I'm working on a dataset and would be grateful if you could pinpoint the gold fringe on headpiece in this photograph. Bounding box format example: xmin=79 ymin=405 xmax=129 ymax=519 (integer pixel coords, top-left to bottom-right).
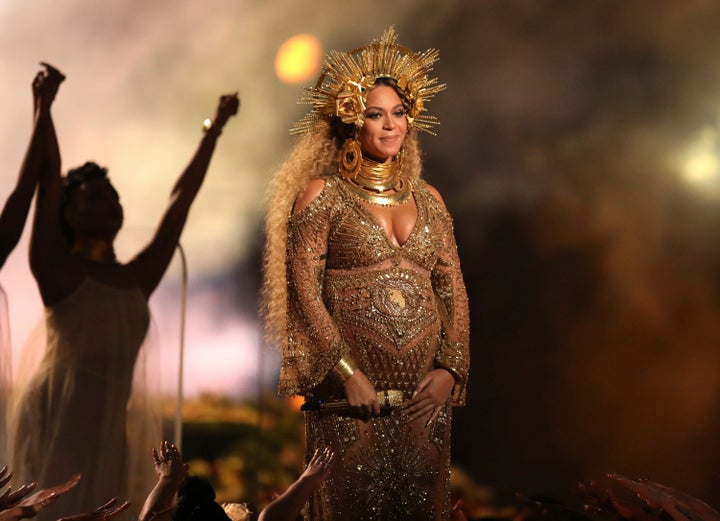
xmin=292 ymin=26 xmax=446 ymax=136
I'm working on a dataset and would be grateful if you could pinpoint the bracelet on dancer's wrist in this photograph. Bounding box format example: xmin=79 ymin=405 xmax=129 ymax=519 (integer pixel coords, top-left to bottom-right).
xmin=202 ymin=118 xmax=222 ymax=138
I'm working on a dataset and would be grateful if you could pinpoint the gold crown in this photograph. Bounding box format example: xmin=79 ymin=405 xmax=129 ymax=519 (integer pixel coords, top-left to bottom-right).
xmin=292 ymin=27 xmax=446 ymax=136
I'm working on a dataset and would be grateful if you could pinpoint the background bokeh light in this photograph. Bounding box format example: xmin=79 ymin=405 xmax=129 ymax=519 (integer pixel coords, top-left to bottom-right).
xmin=274 ymin=34 xmax=322 ymax=84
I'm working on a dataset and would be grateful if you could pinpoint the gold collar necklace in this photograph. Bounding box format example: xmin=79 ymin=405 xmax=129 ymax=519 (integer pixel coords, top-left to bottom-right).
xmin=341 ymin=156 xmax=411 ymax=207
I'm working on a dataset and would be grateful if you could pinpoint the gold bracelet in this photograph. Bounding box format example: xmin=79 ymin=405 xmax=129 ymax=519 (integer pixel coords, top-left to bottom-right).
xmin=202 ymin=118 xmax=222 ymax=138
xmin=331 ymin=356 xmax=358 ymax=383
xmin=435 ymin=363 xmax=460 ymax=383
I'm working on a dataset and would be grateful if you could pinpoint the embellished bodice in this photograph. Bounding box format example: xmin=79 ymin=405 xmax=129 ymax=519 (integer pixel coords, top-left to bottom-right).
xmin=322 ymin=180 xmax=442 ymax=271
xmin=280 ymin=176 xmax=469 ymax=403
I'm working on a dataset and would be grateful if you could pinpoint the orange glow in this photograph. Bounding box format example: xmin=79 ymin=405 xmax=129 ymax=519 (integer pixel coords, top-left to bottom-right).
xmin=274 ymin=34 xmax=322 ymax=84
xmin=288 ymin=395 xmax=305 ymax=411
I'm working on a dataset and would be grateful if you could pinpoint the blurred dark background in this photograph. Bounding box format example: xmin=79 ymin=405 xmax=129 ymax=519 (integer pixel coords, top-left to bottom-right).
xmin=419 ymin=0 xmax=720 ymax=505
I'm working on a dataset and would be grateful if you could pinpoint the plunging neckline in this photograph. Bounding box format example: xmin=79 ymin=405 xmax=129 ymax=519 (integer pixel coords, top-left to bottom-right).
xmin=353 ymin=191 xmax=420 ymax=250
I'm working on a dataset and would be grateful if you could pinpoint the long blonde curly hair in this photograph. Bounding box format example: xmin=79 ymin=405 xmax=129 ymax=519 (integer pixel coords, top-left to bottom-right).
xmin=261 ymin=94 xmax=425 ymax=351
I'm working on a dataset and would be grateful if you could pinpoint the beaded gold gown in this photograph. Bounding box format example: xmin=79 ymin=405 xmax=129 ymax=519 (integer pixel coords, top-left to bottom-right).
xmin=280 ymin=177 xmax=470 ymax=521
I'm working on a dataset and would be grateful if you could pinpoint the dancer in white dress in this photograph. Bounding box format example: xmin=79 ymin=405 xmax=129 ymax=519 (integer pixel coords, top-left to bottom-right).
xmin=9 ymin=63 xmax=239 ymax=521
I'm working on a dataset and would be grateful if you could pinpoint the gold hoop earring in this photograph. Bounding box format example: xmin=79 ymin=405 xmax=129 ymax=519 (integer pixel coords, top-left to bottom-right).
xmin=339 ymin=138 xmax=362 ymax=178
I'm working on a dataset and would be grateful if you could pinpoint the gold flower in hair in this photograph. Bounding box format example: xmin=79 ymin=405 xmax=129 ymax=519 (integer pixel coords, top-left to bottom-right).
xmin=335 ymin=81 xmax=366 ymax=126
xmin=292 ymin=26 xmax=446 ymax=136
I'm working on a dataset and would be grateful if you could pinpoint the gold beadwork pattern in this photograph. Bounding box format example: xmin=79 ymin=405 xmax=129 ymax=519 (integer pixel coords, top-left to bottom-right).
xmin=281 ymin=176 xmax=469 ymax=520
xmin=307 ymin=405 xmax=452 ymax=520
xmin=280 ymin=177 xmax=469 ymax=400
xmin=292 ymin=26 xmax=446 ymax=136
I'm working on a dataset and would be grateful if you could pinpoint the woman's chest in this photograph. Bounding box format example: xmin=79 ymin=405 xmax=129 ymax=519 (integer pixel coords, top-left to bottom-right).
xmin=325 ymin=194 xmax=442 ymax=270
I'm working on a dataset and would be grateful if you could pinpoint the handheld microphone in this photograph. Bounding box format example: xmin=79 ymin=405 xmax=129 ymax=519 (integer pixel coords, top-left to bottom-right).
xmin=300 ymin=389 xmax=404 ymax=412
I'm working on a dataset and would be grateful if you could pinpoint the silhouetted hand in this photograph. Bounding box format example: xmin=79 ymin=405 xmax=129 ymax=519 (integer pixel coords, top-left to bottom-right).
xmin=33 ymin=62 xmax=65 ymax=115
xmin=0 ymin=482 xmax=37 ymax=511
xmin=0 ymin=467 xmax=11 ymax=490
xmin=608 ymin=474 xmax=720 ymax=521
xmin=15 ymin=474 xmax=81 ymax=519
xmin=0 ymin=468 xmax=37 ymax=511
xmin=0 ymin=474 xmax=81 ymax=521
xmin=57 ymin=498 xmax=131 ymax=521
xmin=208 ymin=93 xmax=240 ymax=133
xmin=581 ymin=477 xmax=675 ymax=521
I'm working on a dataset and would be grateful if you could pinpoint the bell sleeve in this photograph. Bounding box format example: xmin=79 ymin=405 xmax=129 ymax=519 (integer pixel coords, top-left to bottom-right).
xmin=278 ymin=183 xmax=351 ymax=397
xmin=430 ymin=202 xmax=470 ymax=406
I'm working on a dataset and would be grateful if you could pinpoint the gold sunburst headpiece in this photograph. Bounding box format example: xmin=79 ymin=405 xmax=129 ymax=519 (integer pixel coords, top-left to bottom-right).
xmin=292 ymin=26 xmax=446 ymax=136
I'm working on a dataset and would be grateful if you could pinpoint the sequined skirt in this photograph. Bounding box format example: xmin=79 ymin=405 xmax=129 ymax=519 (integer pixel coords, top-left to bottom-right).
xmin=308 ymin=267 xmax=451 ymax=520
xmin=305 ymin=403 xmax=452 ymax=521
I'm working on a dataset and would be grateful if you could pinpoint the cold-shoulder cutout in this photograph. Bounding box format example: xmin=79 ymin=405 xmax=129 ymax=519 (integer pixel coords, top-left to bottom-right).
xmin=423 ymin=182 xmax=446 ymax=207
xmin=293 ymin=178 xmax=327 ymax=215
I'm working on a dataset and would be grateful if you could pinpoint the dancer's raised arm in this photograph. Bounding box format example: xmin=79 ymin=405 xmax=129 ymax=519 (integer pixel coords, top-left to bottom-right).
xmin=28 ymin=63 xmax=84 ymax=306
xmin=129 ymin=92 xmax=239 ymax=297
xmin=0 ymin=64 xmax=64 ymax=270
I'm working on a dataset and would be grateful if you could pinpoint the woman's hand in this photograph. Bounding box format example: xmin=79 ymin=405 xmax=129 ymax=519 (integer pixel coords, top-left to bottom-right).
xmin=403 ymin=368 xmax=455 ymax=423
xmin=0 ymin=466 xmax=32 ymax=510
xmin=343 ymin=370 xmax=380 ymax=417
xmin=300 ymin=447 xmax=335 ymax=487
xmin=0 ymin=466 xmax=11 ymax=490
xmin=9 ymin=474 xmax=81 ymax=519
xmin=138 ymin=442 xmax=187 ymax=521
xmin=607 ymin=474 xmax=720 ymax=521
xmin=0 ymin=482 xmax=37 ymax=511
xmin=33 ymin=62 xmax=65 ymax=115
xmin=209 ymin=93 xmax=240 ymax=132
xmin=57 ymin=498 xmax=131 ymax=521
xmin=151 ymin=441 xmax=188 ymax=485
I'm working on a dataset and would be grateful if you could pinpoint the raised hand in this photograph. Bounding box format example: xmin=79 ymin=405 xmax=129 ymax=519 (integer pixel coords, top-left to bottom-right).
xmin=608 ymin=474 xmax=720 ymax=521
xmin=0 ymin=467 xmax=11 ymax=490
xmin=14 ymin=474 xmax=81 ymax=518
xmin=57 ymin=497 xmax=131 ymax=521
xmin=138 ymin=442 xmax=189 ymax=521
xmin=151 ymin=441 xmax=188 ymax=484
xmin=0 ymin=474 xmax=81 ymax=521
xmin=206 ymin=93 xmax=240 ymax=135
xmin=33 ymin=62 xmax=65 ymax=115
xmin=0 ymin=482 xmax=38 ymax=511
xmin=257 ymin=447 xmax=335 ymax=521
xmin=301 ymin=447 xmax=334 ymax=485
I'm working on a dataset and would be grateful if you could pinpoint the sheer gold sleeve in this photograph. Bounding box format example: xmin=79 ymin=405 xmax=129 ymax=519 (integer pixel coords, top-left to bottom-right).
xmin=278 ymin=183 xmax=350 ymax=396
xmin=430 ymin=200 xmax=470 ymax=406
